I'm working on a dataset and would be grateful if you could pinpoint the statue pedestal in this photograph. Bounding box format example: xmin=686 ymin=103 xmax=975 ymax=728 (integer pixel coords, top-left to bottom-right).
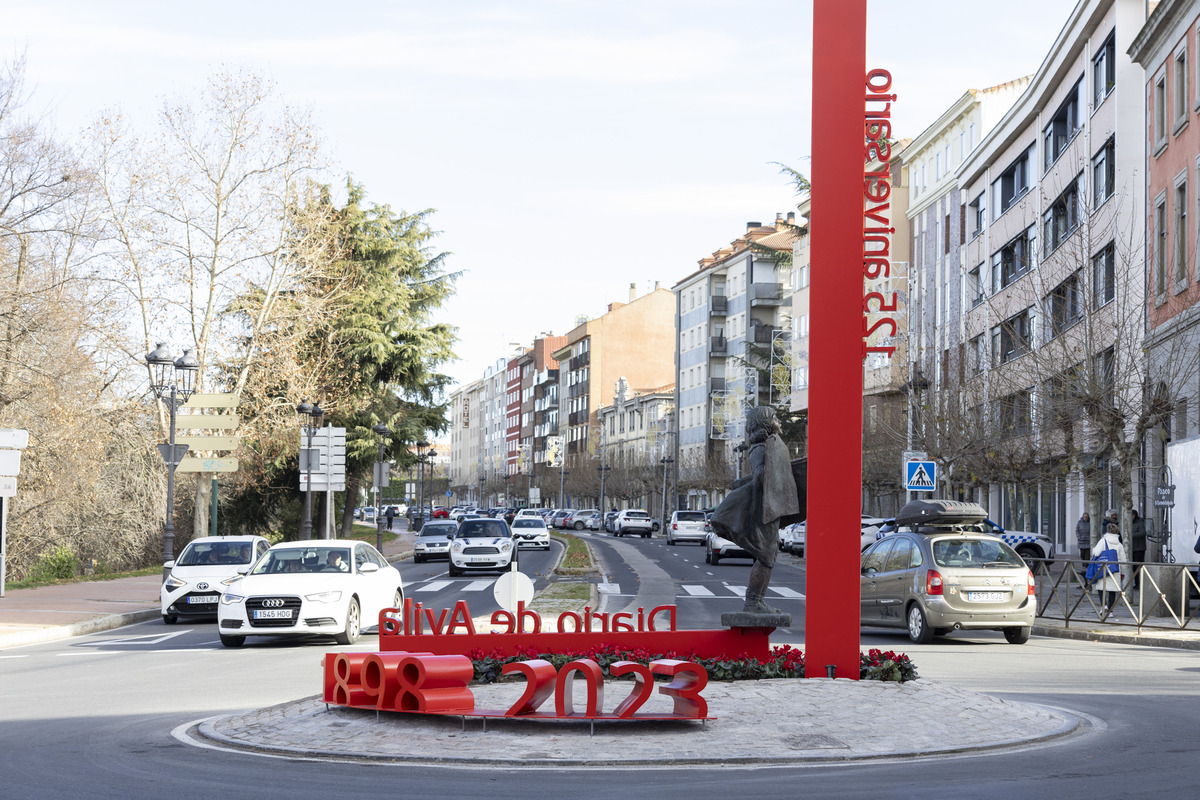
xmin=721 ymin=611 xmax=792 ymax=629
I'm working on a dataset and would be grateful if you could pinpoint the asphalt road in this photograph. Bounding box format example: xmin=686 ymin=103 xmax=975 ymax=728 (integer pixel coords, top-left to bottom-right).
xmin=0 ymin=534 xmax=1196 ymax=799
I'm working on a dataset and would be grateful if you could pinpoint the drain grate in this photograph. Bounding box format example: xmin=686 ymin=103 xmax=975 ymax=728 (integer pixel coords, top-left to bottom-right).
xmin=785 ymin=734 xmax=849 ymax=750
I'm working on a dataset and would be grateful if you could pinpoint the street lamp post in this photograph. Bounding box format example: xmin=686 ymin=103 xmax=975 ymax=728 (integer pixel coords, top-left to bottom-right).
xmin=734 ymin=442 xmax=748 ymax=481
xmin=145 ymin=343 xmax=200 ymax=565
xmin=296 ymin=400 xmax=325 ymax=540
xmin=415 ymin=439 xmax=430 ymax=530
xmin=373 ymin=423 xmax=390 ymax=551
xmin=660 ymin=455 xmax=674 ymax=529
xmin=597 ymin=464 xmax=611 ymax=513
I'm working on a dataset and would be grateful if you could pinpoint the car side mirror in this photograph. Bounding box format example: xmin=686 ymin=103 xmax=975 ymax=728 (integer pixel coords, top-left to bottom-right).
xmin=359 ymin=562 xmax=380 ymax=574
xmin=237 ymin=566 xmax=250 ymax=575
xmin=163 ymin=560 xmax=176 ymax=570
xmin=862 ymin=566 xmax=877 ymax=576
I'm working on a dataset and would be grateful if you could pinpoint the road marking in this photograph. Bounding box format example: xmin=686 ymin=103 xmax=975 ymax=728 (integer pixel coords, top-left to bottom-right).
xmin=413 ymin=581 xmax=452 ymax=593
xmin=0 ymin=655 xmax=29 ymax=659
xmin=725 ymin=585 xmax=747 ymax=597
xmin=680 ymin=585 xmax=715 ymax=596
xmin=597 ymin=583 xmax=622 ymax=594
xmin=92 ymin=630 xmax=193 ymax=646
xmin=462 ymin=580 xmax=492 ymax=592
xmin=769 ymin=587 xmax=805 ymax=598
xmin=57 ymin=651 xmax=119 ymax=656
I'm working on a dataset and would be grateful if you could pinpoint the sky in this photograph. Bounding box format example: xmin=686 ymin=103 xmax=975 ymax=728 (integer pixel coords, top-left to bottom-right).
xmin=1 ymin=0 xmax=1080 ymax=392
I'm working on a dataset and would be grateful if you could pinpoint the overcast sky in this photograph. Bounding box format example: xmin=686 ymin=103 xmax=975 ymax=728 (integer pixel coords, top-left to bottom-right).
xmin=2 ymin=0 xmax=1079 ymax=391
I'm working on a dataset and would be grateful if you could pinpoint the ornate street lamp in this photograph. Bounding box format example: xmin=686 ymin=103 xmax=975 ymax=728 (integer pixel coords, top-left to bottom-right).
xmin=415 ymin=439 xmax=431 ymax=530
xmin=597 ymin=464 xmax=612 ymax=513
xmin=297 ymin=400 xmax=325 ymax=540
xmin=145 ymin=343 xmax=199 ymax=565
xmin=372 ymin=423 xmax=390 ymax=551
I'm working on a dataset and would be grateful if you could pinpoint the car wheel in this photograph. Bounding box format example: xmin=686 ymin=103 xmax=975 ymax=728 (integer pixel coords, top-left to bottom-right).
xmin=448 ymin=563 xmax=462 ymax=577
xmin=642 ymin=532 xmax=649 ymax=539
xmin=906 ymin=604 xmax=933 ymax=644
xmin=667 ymin=536 xmax=676 ymax=546
xmin=709 ymin=547 xmax=720 ymax=565
xmin=334 ymin=598 xmax=361 ymax=646
xmin=162 ymin=613 xmax=177 ymax=625
xmin=1015 ymin=546 xmax=1038 ymax=568
xmin=574 ymin=521 xmax=584 ymax=530
xmin=414 ymin=554 xmax=424 ymax=564
xmin=219 ymin=634 xmax=245 ymax=648
xmin=1003 ymin=626 xmax=1031 ymax=644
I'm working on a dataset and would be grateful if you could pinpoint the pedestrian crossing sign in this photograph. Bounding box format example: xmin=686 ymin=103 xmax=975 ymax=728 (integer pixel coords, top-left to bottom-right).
xmin=905 ymin=460 xmax=937 ymax=492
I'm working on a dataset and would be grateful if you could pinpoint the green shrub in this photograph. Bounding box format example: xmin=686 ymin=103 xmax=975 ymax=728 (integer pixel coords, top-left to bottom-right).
xmin=28 ymin=545 xmax=79 ymax=583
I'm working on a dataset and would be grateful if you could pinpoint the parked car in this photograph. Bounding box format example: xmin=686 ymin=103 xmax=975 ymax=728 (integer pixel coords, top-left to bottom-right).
xmin=780 ymin=521 xmax=806 ymax=555
xmin=514 ymin=508 xmax=544 ymax=521
xmin=666 ymin=510 xmax=710 ymax=545
xmin=217 ymin=540 xmax=403 ymax=648
xmin=431 ymin=507 xmax=450 ymax=519
xmin=566 ymin=509 xmax=599 ymax=531
xmin=585 ymin=512 xmax=604 ymax=531
xmin=511 ymin=516 xmax=551 ymax=549
xmin=705 ymin=530 xmax=751 ymax=564
xmin=861 ymin=517 xmax=888 ymax=549
xmin=979 ymin=519 xmax=1056 ymax=565
xmin=549 ymin=510 xmax=572 ymax=529
xmin=860 ymin=499 xmax=1035 ymax=644
xmin=360 ymin=506 xmax=377 ymax=523
xmin=603 ymin=510 xmax=620 ymax=533
xmin=613 ymin=509 xmax=654 ymax=538
xmin=161 ymin=536 xmax=271 ymax=624
xmin=413 ymin=520 xmax=458 ymax=563
xmin=449 ymin=517 xmax=519 ymax=576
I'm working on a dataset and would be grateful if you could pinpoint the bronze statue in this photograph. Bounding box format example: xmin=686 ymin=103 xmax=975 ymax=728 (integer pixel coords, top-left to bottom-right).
xmin=710 ymin=406 xmax=799 ymax=614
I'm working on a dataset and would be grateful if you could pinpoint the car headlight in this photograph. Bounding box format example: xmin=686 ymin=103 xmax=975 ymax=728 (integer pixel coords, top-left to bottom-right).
xmin=500 ymin=541 xmax=512 ymax=552
xmin=221 ymin=592 xmax=245 ymax=605
xmin=451 ymin=541 xmax=464 ymax=551
xmin=164 ymin=575 xmax=186 ymax=591
xmin=305 ymin=591 xmax=342 ymax=603
xmin=220 ymin=575 xmax=243 ymax=587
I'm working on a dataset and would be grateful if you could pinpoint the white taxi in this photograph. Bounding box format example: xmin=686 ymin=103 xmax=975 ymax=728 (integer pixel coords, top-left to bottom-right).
xmin=160 ymin=536 xmax=270 ymax=624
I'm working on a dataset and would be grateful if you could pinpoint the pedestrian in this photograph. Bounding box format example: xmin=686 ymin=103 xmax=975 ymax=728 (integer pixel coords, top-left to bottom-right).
xmin=385 ymin=504 xmax=396 ymax=530
xmin=1130 ymin=509 xmax=1147 ymax=564
xmin=1075 ymin=512 xmax=1092 ymax=561
xmin=1091 ymin=522 xmax=1128 ymax=620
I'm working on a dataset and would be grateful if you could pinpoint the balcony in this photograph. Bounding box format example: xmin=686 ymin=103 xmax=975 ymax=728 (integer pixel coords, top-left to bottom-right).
xmin=709 ymin=376 xmax=726 ymax=393
xmin=569 ymin=352 xmax=590 ymax=371
xmin=749 ymin=282 xmax=783 ymax=307
xmin=709 ymin=335 xmax=727 ymax=355
xmin=749 ymin=324 xmax=774 ymax=345
xmin=709 ymin=295 xmax=728 ymax=316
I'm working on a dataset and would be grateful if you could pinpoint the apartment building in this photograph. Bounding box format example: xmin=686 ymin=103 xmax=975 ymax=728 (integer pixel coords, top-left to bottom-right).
xmin=447 ymin=378 xmax=485 ymax=504
xmin=958 ymin=0 xmax=1147 ymax=553
xmin=674 ymin=215 xmax=800 ymax=496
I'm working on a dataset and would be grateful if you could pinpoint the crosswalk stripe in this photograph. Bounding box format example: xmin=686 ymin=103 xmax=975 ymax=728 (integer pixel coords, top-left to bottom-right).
xmin=462 ymin=580 xmax=492 ymax=592
xmin=726 ymin=585 xmax=747 ymax=597
xmin=769 ymin=587 xmax=805 ymax=598
xmin=413 ymin=580 xmax=452 ymax=593
xmin=597 ymin=583 xmax=622 ymax=594
xmin=680 ymin=585 xmax=715 ymax=596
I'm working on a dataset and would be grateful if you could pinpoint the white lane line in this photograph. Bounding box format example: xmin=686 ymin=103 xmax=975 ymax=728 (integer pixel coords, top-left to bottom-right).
xmin=769 ymin=587 xmax=805 ymax=598
xmin=725 ymin=585 xmax=747 ymax=597
xmin=680 ymin=585 xmax=715 ymax=596
xmin=413 ymin=581 xmax=452 ymax=593
xmin=462 ymin=580 xmax=493 ymax=592
xmin=705 ymin=571 xmax=714 ymax=576
xmin=596 ymin=584 xmax=622 ymax=594
xmin=57 ymin=652 xmax=119 ymax=656
xmin=0 ymin=655 xmax=29 ymax=659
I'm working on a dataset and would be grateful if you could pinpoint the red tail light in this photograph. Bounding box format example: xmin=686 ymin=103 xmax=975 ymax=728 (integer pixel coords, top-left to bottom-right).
xmin=672 ymin=523 xmax=678 ymax=531
xmin=926 ymin=570 xmax=944 ymax=596
xmin=1027 ymin=570 xmax=1036 ymax=596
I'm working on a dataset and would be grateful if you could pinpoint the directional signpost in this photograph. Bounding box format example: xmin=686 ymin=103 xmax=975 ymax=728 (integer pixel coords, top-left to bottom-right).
xmin=299 ymin=427 xmax=347 ymax=492
xmin=0 ymin=429 xmax=29 ymax=597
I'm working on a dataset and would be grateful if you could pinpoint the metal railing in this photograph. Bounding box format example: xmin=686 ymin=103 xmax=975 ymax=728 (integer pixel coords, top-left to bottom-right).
xmin=1031 ymin=557 xmax=1200 ymax=631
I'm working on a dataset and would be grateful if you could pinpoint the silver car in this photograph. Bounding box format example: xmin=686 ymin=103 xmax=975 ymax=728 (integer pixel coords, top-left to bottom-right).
xmin=666 ymin=510 xmax=709 ymax=545
xmin=413 ymin=520 xmax=457 ymax=563
xmin=861 ymin=528 xmax=1035 ymax=644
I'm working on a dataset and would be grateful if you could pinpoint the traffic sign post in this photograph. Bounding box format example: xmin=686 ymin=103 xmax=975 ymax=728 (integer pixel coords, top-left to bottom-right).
xmin=0 ymin=429 xmax=29 ymax=597
xmin=905 ymin=460 xmax=937 ymax=493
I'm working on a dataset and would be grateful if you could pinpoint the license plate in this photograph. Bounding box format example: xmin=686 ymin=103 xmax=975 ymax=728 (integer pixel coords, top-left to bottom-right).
xmin=253 ymin=609 xmax=294 ymax=619
xmin=967 ymin=591 xmax=1006 ymax=603
xmin=186 ymin=594 xmax=218 ymax=604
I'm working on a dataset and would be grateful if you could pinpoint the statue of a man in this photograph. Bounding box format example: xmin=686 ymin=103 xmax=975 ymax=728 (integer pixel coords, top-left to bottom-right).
xmin=710 ymin=406 xmax=798 ymax=614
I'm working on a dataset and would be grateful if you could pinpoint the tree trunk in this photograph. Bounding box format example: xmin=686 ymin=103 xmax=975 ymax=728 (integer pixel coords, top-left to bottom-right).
xmin=340 ymin=476 xmax=361 ymax=536
xmin=192 ymin=478 xmax=210 ymax=540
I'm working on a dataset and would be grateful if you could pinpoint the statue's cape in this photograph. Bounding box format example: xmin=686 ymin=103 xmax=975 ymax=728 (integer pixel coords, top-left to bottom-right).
xmin=762 ymin=434 xmax=799 ymax=523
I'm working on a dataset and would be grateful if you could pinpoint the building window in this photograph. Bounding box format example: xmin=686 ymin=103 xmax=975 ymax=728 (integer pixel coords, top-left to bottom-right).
xmin=992 ymin=146 xmax=1034 ymax=219
xmin=960 ymin=131 xmax=966 ymax=160
xmin=1154 ymin=200 xmax=1167 ymax=296
xmin=1045 ymin=272 xmax=1082 ymax=337
xmin=1043 ymin=175 xmax=1081 ymax=255
xmin=970 ymin=334 xmax=985 ymax=375
xmin=967 ymin=264 xmax=983 ymax=308
xmin=1176 ymin=49 xmax=1189 ymax=129
xmin=1155 ymin=76 xmax=1168 ymax=149
xmin=968 ymin=192 xmax=986 ymax=238
xmin=992 ymin=309 xmax=1033 ymax=364
xmin=1093 ymin=242 xmax=1115 ymax=308
xmin=944 ymin=213 xmax=951 ymax=254
xmin=1044 ymin=79 xmax=1083 ymax=169
xmin=1092 ymin=138 xmax=1115 ymax=207
xmin=991 ymin=226 xmax=1036 ymax=293
xmin=995 ymin=388 xmax=1033 ymax=437
xmin=1093 ymin=32 xmax=1115 ymax=106
xmin=1176 ymin=179 xmax=1189 ymax=287
xmin=935 ymin=152 xmax=941 ymax=179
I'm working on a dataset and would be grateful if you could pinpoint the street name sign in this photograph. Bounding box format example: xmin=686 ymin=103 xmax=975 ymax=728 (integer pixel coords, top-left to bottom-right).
xmin=176 ymin=458 xmax=239 ymax=474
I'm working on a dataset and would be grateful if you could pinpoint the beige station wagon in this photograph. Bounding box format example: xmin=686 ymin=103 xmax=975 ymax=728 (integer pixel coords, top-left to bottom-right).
xmin=861 ymin=500 xmax=1036 ymax=644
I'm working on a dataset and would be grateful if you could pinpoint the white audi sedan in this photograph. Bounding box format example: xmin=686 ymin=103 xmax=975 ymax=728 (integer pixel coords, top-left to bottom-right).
xmin=217 ymin=540 xmax=403 ymax=648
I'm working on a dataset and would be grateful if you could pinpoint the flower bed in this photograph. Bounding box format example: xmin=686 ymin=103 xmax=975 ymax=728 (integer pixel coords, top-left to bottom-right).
xmin=467 ymin=644 xmax=917 ymax=683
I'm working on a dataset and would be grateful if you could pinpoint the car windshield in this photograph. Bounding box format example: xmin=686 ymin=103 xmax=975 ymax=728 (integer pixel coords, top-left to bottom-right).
xmin=931 ymin=538 xmax=1024 ymax=568
xmin=251 ymin=547 xmax=352 ymax=575
xmin=676 ymin=511 xmax=705 ymax=522
xmin=512 ymin=519 xmax=544 ymax=528
xmin=458 ymin=520 xmax=511 ymax=538
xmin=420 ymin=524 xmax=455 ymax=537
xmin=177 ymin=541 xmax=254 ymax=566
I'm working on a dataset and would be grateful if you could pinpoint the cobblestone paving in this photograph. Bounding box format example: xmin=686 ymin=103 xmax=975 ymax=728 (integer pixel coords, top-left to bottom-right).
xmin=198 ymin=677 xmax=1081 ymax=766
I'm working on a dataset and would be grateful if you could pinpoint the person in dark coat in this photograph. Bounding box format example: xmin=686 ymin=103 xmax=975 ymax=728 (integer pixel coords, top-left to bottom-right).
xmin=1075 ymin=512 xmax=1091 ymax=561
xmin=385 ymin=504 xmax=396 ymax=530
xmin=710 ymin=407 xmax=799 ymax=614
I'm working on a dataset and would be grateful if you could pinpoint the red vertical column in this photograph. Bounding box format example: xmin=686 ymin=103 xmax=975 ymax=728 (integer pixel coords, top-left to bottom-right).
xmin=805 ymin=0 xmax=866 ymax=679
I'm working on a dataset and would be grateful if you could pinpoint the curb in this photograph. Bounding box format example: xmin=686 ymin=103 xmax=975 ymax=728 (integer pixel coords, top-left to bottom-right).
xmin=187 ymin=694 xmax=1088 ymax=768
xmin=1032 ymin=623 xmax=1200 ymax=650
xmin=0 ymin=608 xmax=160 ymax=650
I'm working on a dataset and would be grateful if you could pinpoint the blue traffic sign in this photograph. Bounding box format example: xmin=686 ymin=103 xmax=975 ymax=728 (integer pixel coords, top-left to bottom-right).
xmin=905 ymin=460 xmax=937 ymax=492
